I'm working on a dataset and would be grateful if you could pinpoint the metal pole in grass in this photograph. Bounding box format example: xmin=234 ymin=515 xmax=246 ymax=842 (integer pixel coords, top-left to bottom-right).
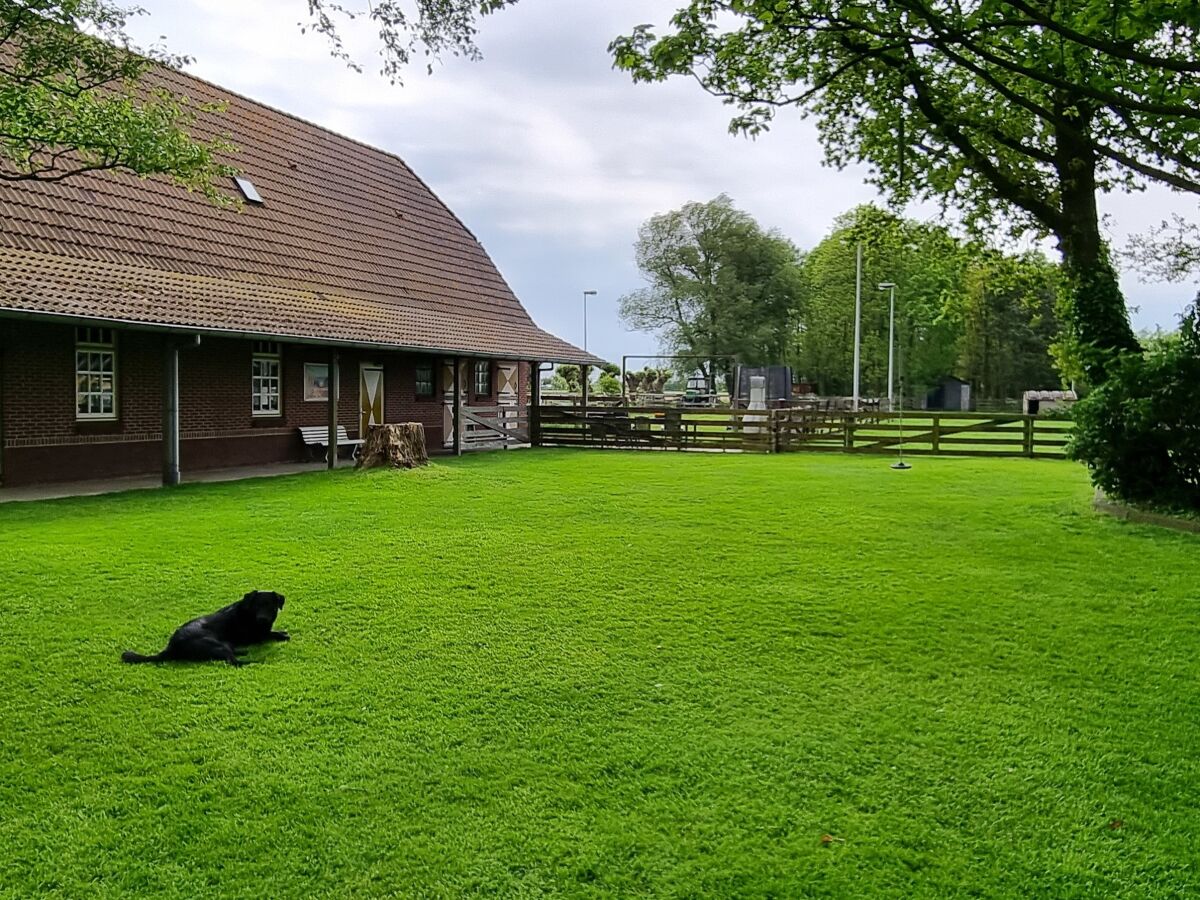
xmin=878 ymin=281 xmax=897 ymax=411
xmin=892 ymin=320 xmax=911 ymax=471
xmin=852 ymin=241 xmax=862 ymax=412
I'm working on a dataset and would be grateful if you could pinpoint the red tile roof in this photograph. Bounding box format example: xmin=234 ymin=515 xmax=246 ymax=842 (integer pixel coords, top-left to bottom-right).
xmin=0 ymin=65 xmax=600 ymax=365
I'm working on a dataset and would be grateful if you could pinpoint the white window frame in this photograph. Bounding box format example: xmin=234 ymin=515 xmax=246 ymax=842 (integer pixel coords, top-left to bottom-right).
xmin=473 ymin=360 xmax=491 ymax=397
xmin=252 ymin=341 xmax=282 ymax=417
xmin=75 ymin=327 xmax=117 ymax=421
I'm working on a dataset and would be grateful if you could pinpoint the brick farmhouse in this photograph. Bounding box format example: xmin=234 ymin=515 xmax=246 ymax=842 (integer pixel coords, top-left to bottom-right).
xmin=0 ymin=66 xmax=596 ymax=488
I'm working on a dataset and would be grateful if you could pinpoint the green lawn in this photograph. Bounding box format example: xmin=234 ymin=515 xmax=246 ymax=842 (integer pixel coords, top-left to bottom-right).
xmin=1 ymin=450 xmax=1197 ymax=898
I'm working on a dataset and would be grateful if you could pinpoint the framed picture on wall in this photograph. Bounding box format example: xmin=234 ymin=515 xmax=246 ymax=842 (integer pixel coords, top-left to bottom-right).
xmin=304 ymin=363 xmax=331 ymax=401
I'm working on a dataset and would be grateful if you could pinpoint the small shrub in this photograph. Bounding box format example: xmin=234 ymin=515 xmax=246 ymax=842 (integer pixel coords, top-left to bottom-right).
xmin=1069 ymin=303 xmax=1200 ymax=511
xmin=596 ymin=372 xmax=621 ymax=396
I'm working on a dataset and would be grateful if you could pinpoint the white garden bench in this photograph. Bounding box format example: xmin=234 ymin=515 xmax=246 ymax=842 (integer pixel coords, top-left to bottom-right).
xmin=298 ymin=425 xmax=363 ymax=461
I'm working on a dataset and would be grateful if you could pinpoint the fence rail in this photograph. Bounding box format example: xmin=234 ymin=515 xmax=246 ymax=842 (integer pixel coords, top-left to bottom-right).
xmin=534 ymin=406 xmax=1072 ymax=459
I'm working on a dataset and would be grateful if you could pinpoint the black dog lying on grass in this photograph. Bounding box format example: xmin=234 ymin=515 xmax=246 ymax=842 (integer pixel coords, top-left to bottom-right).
xmin=121 ymin=590 xmax=289 ymax=667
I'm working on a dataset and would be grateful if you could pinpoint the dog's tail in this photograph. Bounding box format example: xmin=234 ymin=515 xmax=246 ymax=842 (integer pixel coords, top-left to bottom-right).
xmin=121 ymin=650 xmax=166 ymax=664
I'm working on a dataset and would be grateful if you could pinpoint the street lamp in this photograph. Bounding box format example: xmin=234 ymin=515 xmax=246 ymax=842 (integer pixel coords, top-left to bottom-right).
xmin=878 ymin=282 xmax=897 ymax=411
xmin=582 ymin=290 xmax=597 ymax=352
xmin=852 ymin=242 xmax=862 ymax=412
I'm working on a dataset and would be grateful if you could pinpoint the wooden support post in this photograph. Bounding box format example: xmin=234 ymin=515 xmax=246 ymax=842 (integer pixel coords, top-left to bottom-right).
xmin=1024 ymin=415 xmax=1035 ymax=457
xmin=580 ymin=364 xmax=590 ymax=442
xmin=931 ymin=415 xmax=941 ymax=454
xmin=327 ymin=349 xmax=339 ymax=469
xmin=530 ymin=361 xmax=542 ymax=447
xmin=162 ymin=342 xmax=181 ymax=486
xmin=453 ymin=356 xmax=463 ymax=457
xmin=842 ymin=413 xmax=854 ymax=453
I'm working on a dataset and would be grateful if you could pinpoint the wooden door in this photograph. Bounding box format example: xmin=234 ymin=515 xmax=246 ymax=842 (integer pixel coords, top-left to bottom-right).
xmin=359 ymin=364 xmax=384 ymax=436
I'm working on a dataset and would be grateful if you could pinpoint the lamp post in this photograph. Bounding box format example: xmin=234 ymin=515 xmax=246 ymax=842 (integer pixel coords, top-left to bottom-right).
xmin=582 ymin=290 xmax=597 ymax=352
xmin=878 ymin=282 xmax=897 ymax=411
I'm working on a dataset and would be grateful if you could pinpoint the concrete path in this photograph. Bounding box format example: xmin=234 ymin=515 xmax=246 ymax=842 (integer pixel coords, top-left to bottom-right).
xmin=0 ymin=462 xmax=326 ymax=504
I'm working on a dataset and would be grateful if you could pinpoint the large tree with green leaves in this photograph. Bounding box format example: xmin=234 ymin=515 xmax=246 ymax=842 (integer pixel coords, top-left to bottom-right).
xmin=305 ymin=2 xmax=1200 ymax=382
xmin=618 ymin=194 xmax=804 ymax=382
xmin=1 ymin=1 xmax=233 ymax=199
xmin=608 ymin=2 xmax=1200 ymax=383
xmin=796 ymin=206 xmax=966 ymax=396
xmin=955 ymin=250 xmax=1062 ymax=399
xmin=799 ymin=205 xmax=1062 ymax=400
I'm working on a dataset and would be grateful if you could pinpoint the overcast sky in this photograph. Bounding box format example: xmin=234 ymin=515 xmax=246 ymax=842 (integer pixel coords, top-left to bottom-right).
xmin=129 ymin=0 xmax=1199 ymax=365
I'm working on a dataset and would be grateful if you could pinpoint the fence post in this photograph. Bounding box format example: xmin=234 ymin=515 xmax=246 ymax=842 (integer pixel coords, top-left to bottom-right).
xmin=770 ymin=410 xmax=780 ymax=453
xmin=843 ymin=412 xmax=854 ymax=453
xmin=931 ymin=415 xmax=940 ymax=454
xmin=1024 ymin=415 xmax=1035 ymax=457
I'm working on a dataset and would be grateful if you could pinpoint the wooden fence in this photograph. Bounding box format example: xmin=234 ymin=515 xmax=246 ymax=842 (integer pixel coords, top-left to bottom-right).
xmin=534 ymin=406 xmax=1072 ymax=459
xmin=774 ymin=410 xmax=1071 ymax=458
xmin=536 ymin=406 xmax=776 ymax=452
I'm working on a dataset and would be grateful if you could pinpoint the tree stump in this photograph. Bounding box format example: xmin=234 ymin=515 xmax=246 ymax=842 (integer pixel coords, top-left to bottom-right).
xmin=356 ymin=423 xmax=429 ymax=470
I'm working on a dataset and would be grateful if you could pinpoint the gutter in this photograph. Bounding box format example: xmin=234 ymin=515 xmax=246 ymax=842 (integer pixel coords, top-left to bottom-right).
xmin=0 ymin=306 xmax=601 ymax=366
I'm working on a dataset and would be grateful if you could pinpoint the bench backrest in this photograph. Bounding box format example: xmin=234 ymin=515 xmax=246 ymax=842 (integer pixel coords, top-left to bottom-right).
xmin=299 ymin=425 xmax=352 ymax=445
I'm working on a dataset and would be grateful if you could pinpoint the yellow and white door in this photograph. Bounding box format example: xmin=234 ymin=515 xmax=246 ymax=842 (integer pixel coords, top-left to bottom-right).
xmin=359 ymin=364 xmax=385 ymax=436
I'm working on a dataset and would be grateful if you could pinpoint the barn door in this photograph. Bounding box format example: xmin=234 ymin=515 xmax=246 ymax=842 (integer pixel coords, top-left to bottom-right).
xmin=359 ymin=364 xmax=384 ymax=436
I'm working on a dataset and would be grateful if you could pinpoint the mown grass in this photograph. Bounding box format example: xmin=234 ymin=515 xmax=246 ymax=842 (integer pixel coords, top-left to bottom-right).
xmin=1 ymin=450 xmax=1197 ymax=898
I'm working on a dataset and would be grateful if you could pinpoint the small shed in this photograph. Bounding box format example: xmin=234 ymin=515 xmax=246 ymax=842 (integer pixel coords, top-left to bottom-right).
xmin=1023 ymin=389 xmax=1077 ymax=415
xmin=925 ymin=376 xmax=972 ymax=411
xmin=733 ymin=366 xmax=793 ymax=407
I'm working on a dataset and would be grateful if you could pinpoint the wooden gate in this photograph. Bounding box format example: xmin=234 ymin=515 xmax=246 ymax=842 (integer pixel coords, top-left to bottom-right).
xmin=460 ymin=405 xmax=529 ymax=450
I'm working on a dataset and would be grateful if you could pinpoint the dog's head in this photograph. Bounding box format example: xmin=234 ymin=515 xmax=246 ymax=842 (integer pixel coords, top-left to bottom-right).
xmin=242 ymin=590 xmax=285 ymax=620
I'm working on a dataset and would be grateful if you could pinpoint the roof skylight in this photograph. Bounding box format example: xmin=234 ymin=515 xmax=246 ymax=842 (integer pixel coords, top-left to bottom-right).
xmin=233 ymin=176 xmax=264 ymax=205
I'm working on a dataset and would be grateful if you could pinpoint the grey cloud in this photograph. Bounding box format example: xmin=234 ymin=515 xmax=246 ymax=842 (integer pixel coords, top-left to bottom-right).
xmin=134 ymin=0 xmax=1198 ymax=362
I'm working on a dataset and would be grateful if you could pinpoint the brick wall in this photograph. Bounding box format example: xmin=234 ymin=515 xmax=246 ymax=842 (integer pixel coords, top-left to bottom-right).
xmin=518 ymin=361 xmax=530 ymax=408
xmin=0 ymin=321 xmax=454 ymax=486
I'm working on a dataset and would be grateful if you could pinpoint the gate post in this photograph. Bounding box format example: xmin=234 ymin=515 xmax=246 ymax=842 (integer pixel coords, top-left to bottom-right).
xmin=530 ymin=361 xmax=542 ymax=447
xmin=453 ymin=356 xmax=463 ymax=457
xmin=327 ymin=349 xmax=340 ymax=469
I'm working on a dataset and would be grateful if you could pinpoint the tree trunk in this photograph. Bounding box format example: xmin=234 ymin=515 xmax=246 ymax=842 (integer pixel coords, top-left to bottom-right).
xmin=1053 ymin=105 xmax=1140 ymax=383
xmin=356 ymin=423 xmax=429 ymax=470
